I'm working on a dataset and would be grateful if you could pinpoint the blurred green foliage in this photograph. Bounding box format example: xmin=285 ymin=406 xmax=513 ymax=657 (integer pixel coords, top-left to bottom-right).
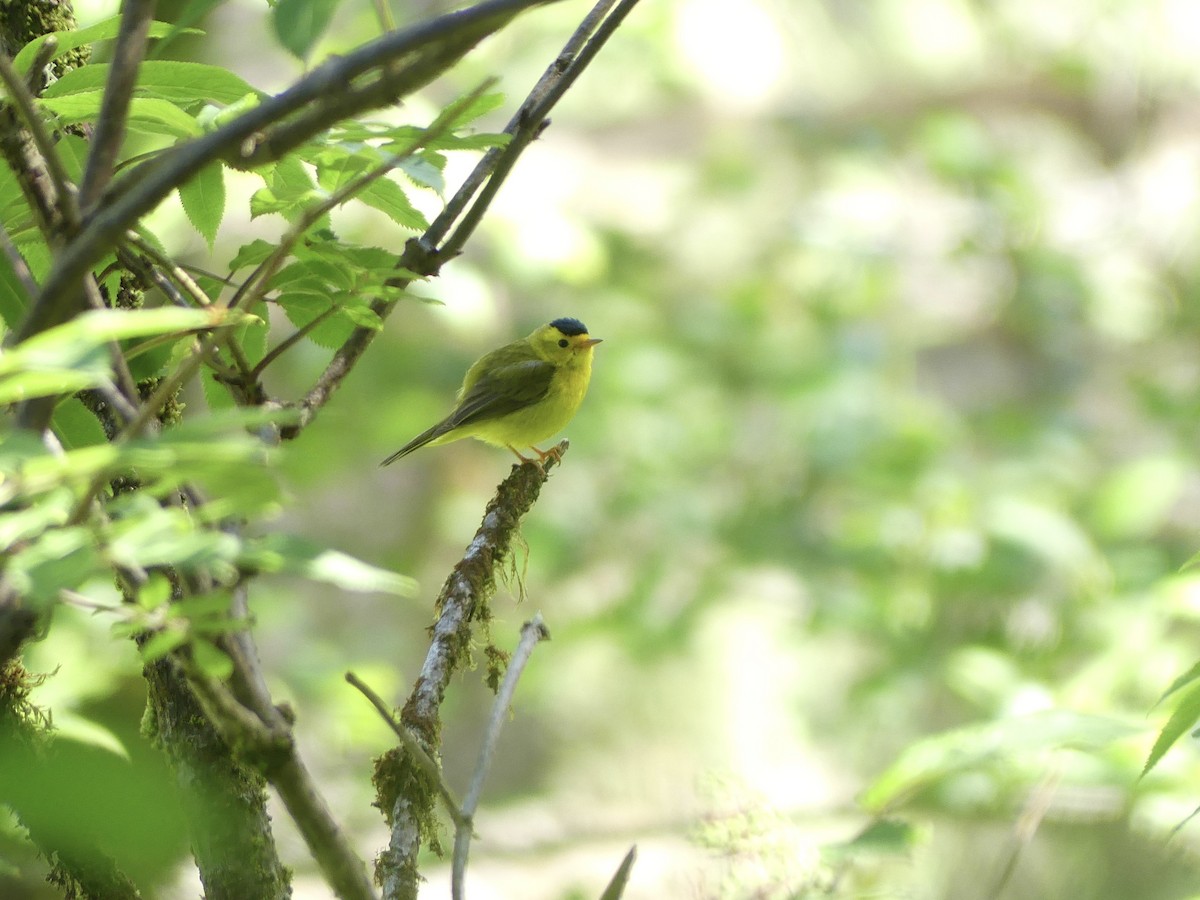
xmin=11 ymin=0 xmax=1200 ymax=897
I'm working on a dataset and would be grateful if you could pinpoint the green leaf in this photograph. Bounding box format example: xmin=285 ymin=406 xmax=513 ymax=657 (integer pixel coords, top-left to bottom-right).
xmin=51 ymin=397 xmax=108 ymax=450
xmin=277 ymin=293 xmax=355 ymax=347
xmin=0 ymin=487 xmax=74 ymax=550
xmin=863 ymin=710 xmax=1141 ymax=811
xmin=108 ymin=504 xmax=240 ymax=571
xmin=357 ymin=178 xmax=428 ymax=231
xmin=227 ymin=239 xmax=277 ymax=273
xmin=1144 ymin=679 xmax=1200 ymax=777
xmin=242 ymin=534 xmax=417 ymax=595
xmin=39 ymin=96 xmax=203 ymax=139
xmin=138 ymin=574 xmax=174 ymax=611
xmin=191 ymin=639 xmax=235 ymax=680
xmin=1157 ymin=659 xmax=1200 ymax=706
xmin=338 ymin=302 xmax=383 ymax=330
xmin=179 ymin=163 xmax=226 ymax=249
xmin=0 ymin=243 xmax=31 ymax=331
xmin=56 ymin=135 xmax=91 ymax=184
xmin=271 ymin=0 xmax=346 ymax=59
xmin=139 ymin=628 xmax=190 ymax=663
xmin=398 ymin=156 xmax=445 ymax=193
xmin=0 ymin=307 xmax=251 ymax=403
xmin=43 ymin=60 xmax=258 ymax=106
xmin=13 ymin=19 xmax=198 ymax=75
xmin=7 ymin=528 xmax=100 ymax=602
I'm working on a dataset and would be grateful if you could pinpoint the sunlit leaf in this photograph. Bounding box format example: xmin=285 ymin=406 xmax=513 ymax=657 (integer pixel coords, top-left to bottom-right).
xmin=179 ymin=162 xmax=226 ymax=249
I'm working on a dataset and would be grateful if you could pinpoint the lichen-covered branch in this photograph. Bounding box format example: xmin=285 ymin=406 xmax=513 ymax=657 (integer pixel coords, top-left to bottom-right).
xmin=373 ymin=445 xmax=567 ymax=900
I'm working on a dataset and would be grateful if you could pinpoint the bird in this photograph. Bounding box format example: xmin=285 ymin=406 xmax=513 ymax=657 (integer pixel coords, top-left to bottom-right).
xmin=380 ymin=317 xmax=602 ymax=466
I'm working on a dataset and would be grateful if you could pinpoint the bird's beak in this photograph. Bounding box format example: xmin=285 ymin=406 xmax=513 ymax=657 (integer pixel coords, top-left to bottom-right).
xmin=580 ymin=337 xmax=603 ymax=348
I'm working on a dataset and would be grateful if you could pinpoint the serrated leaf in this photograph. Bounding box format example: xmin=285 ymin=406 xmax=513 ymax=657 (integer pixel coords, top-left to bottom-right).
xmin=227 ymin=239 xmax=277 ymax=273
xmin=398 ymin=156 xmax=444 ymax=193
xmin=357 ymin=178 xmax=428 ymax=231
xmin=1156 ymin=659 xmax=1200 ymax=707
xmin=179 ymin=163 xmax=226 ymax=248
xmin=51 ymin=397 xmax=108 ymax=450
xmin=271 ymin=0 xmax=346 ymax=59
xmin=277 ymin=293 xmax=354 ymax=347
xmin=339 ymin=303 xmax=383 ymax=330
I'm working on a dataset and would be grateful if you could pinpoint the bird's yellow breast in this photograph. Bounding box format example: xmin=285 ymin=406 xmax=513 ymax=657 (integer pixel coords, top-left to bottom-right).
xmin=468 ymin=351 xmax=594 ymax=449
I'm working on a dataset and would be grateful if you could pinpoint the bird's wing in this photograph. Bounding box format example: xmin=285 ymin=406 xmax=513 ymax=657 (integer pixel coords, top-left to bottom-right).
xmin=443 ymin=358 xmax=555 ymax=431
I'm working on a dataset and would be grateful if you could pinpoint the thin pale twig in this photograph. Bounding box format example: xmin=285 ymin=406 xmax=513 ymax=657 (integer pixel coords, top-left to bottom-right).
xmin=451 ymin=614 xmax=550 ymax=900
xmin=344 ymin=671 xmax=466 ymax=828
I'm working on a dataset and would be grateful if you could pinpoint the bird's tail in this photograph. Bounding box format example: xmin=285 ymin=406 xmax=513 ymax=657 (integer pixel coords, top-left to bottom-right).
xmin=379 ymin=423 xmax=447 ymax=466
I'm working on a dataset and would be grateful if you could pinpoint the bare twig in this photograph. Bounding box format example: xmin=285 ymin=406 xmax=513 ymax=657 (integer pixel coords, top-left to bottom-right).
xmin=987 ymin=766 xmax=1061 ymax=899
xmin=451 ymin=614 xmax=550 ymax=900
xmin=79 ymin=0 xmax=157 ymax=212
xmin=345 ymin=671 xmax=465 ymax=828
xmin=0 ymin=51 xmax=79 ymax=233
xmin=598 ymin=846 xmax=638 ymax=900
xmin=437 ymin=0 xmax=640 ymax=259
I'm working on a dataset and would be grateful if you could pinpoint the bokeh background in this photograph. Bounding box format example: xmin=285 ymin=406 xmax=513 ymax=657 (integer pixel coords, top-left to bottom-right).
xmin=21 ymin=0 xmax=1200 ymax=897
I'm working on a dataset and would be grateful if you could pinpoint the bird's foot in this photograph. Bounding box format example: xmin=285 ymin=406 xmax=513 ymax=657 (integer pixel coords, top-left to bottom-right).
xmin=507 ymin=445 xmax=536 ymax=465
xmin=507 ymin=443 xmax=565 ymax=469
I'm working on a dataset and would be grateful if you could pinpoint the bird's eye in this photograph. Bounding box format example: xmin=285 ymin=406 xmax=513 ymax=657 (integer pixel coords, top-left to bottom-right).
xmin=558 ymin=338 xmax=569 ymax=348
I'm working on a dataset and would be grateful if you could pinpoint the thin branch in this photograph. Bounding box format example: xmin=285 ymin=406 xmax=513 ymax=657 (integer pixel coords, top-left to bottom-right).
xmin=0 ymin=51 xmax=79 ymax=233
xmin=345 ymin=671 xmax=465 ymax=827
xmin=180 ymin=654 xmax=379 ymax=900
xmin=251 ymin=307 xmax=337 ymax=380
xmin=598 ymin=846 xmax=638 ymax=900
xmin=434 ymin=0 xmax=636 ymax=258
xmin=0 ymin=223 xmax=38 ymax=299
xmin=78 ymin=0 xmax=157 ymax=212
xmin=451 ymin=614 xmax=550 ymax=900
xmin=22 ymin=36 xmax=60 ymax=94
xmin=82 ymin=276 xmax=142 ymax=413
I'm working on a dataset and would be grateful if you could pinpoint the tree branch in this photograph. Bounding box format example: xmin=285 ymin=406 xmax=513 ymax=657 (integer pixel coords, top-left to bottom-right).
xmin=78 ymin=0 xmax=156 ymax=212
xmin=374 ymin=443 xmax=567 ymax=899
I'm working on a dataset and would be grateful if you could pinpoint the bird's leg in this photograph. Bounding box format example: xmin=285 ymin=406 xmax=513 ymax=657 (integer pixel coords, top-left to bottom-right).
xmin=532 ymin=444 xmax=564 ymax=465
xmin=506 ymin=445 xmax=535 ymax=464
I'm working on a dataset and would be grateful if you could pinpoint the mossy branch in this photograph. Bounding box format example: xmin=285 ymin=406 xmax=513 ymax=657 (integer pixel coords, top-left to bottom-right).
xmin=374 ymin=444 xmax=567 ymax=900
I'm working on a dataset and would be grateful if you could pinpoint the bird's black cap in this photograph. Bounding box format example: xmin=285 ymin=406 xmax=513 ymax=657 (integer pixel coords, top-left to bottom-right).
xmin=549 ymin=317 xmax=588 ymax=336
